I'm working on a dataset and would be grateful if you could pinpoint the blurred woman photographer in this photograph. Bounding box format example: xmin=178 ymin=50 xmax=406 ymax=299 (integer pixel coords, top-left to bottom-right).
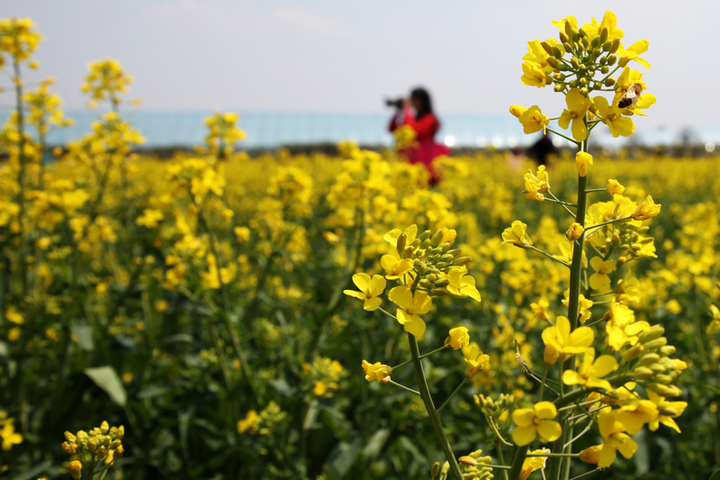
xmin=388 ymin=87 xmax=450 ymax=186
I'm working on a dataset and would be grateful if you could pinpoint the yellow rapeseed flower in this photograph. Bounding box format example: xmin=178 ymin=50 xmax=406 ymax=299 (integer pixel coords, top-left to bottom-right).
xmin=542 ymin=315 xmax=594 ymax=364
xmin=558 ymin=89 xmax=591 ymax=142
xmin=361 ymin=360 xmax=392 ymax=383
xmin=562 ymin=348 xmax=619 ymax=391
xmin=445 ymin=326 xmax=470 ymax=350
xmin=343 ymin=273 xmax=386 ymax=311
xmin=511 ymin=401 xmax=562 ymax=446
xmin=388 ymin=286 xmax=432 ymax=339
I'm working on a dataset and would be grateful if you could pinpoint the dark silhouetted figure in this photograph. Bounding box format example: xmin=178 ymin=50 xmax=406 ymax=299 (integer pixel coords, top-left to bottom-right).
xmin=527 ymin=132 xmax=558 ymax=166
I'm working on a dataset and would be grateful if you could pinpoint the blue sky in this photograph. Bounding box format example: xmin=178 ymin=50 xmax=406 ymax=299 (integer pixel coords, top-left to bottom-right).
xmin=3 ymin=0 xmax=717 ymax=133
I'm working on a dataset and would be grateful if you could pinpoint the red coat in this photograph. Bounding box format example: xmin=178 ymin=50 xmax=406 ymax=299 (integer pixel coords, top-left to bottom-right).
xmin=388 ymin=108 xmax=450 ymax=184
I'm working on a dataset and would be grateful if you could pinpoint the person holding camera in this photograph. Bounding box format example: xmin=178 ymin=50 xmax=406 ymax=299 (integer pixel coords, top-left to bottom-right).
xmin=387 ymin=87 xmax=450 ymax=186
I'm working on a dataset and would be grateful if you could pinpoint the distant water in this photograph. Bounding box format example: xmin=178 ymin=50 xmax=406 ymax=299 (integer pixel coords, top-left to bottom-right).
xmin=2 ymin=109 xmax=719 ymax=150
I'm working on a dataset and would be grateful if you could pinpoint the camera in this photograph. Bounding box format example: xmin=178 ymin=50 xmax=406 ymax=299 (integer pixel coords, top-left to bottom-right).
xmin=385 ymin=97 xmax=404 ymax=109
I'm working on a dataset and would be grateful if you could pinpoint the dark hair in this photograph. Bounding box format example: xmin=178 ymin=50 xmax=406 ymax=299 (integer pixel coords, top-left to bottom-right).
xmin=410 ymin=87 xmax=433 ymax=120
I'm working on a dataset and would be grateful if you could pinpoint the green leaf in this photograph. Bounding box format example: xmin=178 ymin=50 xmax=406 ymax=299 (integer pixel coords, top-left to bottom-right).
xmin=362 ymin=428 xmax=389 ymax=459
xmin=709 ymin=468 xmax=720 ymax=480
xmin=85 ymin=366 xmax=127 ymax=406
xmin=72 ymin=324 xmax=94 ymax=351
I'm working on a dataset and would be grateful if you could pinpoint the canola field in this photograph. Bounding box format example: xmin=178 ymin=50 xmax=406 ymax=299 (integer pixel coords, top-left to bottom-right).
xmin=2 ymin=14 xmax=720 ymax=480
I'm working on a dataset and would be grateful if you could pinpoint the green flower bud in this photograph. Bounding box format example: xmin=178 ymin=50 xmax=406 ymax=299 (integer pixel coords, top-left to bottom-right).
xmin=604 ymin=77 xmax=616 ymax=87
xmin=658 ymin=406 xmax=679 ymax=417
xmin=607 ymin=54 xmax=617 ymax=66
xmin=638 ymin=353 xmax=661 ymax=366
xmin=396 ymin=233 xmax=407 ymax=255
xmin=642 ymin=337 xmax=668 ymax=350
xmin=100 ymin=421 xmax=109 ymax=434
xmin=419 ymin=229 xmax=432 ymax=242
xmin=579 ymin=87 xmax=589 ymax=96
xmin=559 ymin=31 xmax=569 ymax=44
xmin=420 ymin=239 xmax=432 ymax=250
xmin=638 ymin=325 xmax=665 ymax=343
xmin=452 ymin=256 xmax=472 ymax=266
xmin=418 ymin=278 xmax=432 ymax=289
xmin=547 ymin=57 xmax=560 ymax=68
xmin=659 ymin=345 xmax=676 ymax=356
xmin=649 ymin=363 xmax=666 ymax=374
xmin=434 ymin=278 xmax=450 ymax=288
xmin=646 ymin=383 xmax=683 ymax=397
xmin=65 ymin=431 xmax=77 ymax=443
xmin=632 ymin=366 xmax=654 ymax=379
xmin=429 ymin=231 xmax=443 ymax=248
xmin=609 ymin=39 xmax=620 ymax=54
xmin=623 ymin=345 xmax=644 ymax=361
xmin=430 ymin=288 xmax=449 ymax=297
xmin=554 ymin=84 xmax=564 ymax=92
xmin=431 ymin=462 xmax=441 ymax=477
xmin=601 ymin=65 xmax=609 ymax=74
xmin=600 ymin=27 xmax=609 ymax=44
xmin=653 ymin=373 xmax=674 ymax=384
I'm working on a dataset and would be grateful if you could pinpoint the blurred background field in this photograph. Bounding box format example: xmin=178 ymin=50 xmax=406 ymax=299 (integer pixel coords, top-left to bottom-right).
xmin=2 ymin=142 xmax=720 ymax=479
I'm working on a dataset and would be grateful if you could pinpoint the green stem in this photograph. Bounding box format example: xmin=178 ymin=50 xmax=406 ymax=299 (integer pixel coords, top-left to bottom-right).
xmin=584 ymin=188 xmax=606 ymax=193
xmin=496 ymin=443 xmax=509 ymax=480
xmin=437 ymin=376 xmax=468 ymax=413
xmin=546 ymin=128 xmax=581 ymax=146
xmin=546 ymin=190 xmax=577 ymax=218
xmin=529 ymin=246 xmax=570 ymax=268
xmin=387 ymin=379 xmax=420 ymax=396
xmin=508 ymin=444 xmax=529 ymax=480
xmin=407 ymin=333 xmax=463 ymax=480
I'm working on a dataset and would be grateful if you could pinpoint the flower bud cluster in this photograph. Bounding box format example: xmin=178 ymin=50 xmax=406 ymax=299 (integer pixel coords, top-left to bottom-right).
xmin=395 ymin=227 xmax=471 ymax=298
xmin=542 ymin=22 xmax=620 ymax=97
xmin=474 ymin=393 xmax=514 ymax=419
xmin=625 ymin=325 xmax=686 ymax=397
xmin=61 ymin=421 xmax=124 ymax=479
xmin=437 ymin=449 xmax=494 ymax=480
